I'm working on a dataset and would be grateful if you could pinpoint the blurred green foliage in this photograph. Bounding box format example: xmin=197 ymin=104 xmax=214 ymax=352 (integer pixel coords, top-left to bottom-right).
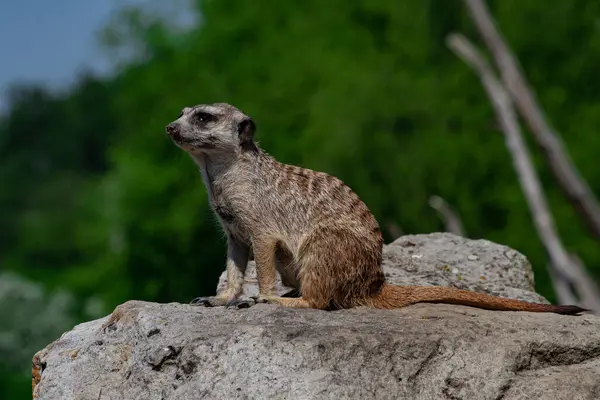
xmin=2 ymin=0 xmax=600 ymax=396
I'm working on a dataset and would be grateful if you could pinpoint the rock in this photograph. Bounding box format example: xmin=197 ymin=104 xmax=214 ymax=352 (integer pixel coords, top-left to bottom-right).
xmin=34 ymin=234 xmax=599 ymax=399
xmin=33 ymin=300 xmax=600 ymax=400
xmin=218 ymin=233 xmax=548 ymax=304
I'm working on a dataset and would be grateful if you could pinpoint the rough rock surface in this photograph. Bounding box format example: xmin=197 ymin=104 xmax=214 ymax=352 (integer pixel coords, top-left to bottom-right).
xmin=33 ymin=233 xmax=600 ymax=399
xmin=218 ymin=232 xmax=548 ymax=304
xmin=33 ymin=301 xmax=600 ymax=400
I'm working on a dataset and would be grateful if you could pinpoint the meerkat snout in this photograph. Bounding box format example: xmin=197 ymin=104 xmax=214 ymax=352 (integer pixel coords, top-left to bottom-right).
xmin=165 ymin=122 xmax=181 ymax=139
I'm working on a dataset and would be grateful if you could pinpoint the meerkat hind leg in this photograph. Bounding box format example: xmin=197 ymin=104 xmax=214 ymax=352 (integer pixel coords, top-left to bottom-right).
xmin=251 ymin=266 xmax=332 ymax=310
xmin=281 ymin=288 xmax=301 ymax=297
xmin=252 ymin=295 xmax=315 ymax=309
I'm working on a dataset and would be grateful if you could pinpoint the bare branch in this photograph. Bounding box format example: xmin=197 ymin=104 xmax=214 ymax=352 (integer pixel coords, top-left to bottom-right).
xmin=446 ymin=33 xmax=600 ymax=313
xmin=463 ymin=0 xmax=600 ymax=242
xmin=547 ymin=260 xmax=578 ymax=306
xmin=568 ymin=253 xmax=600 ymax=310
xmin=428 ymin=195 xmax=465 ymax=236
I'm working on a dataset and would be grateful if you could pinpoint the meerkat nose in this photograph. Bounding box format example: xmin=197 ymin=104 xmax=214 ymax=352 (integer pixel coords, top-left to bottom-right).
xmin=166 ymin=122 xmax=180 ymax=138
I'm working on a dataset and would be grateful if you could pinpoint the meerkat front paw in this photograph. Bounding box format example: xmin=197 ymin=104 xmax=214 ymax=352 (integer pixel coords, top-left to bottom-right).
xmin=190 ymin=296 xmax=227 ymax=307
xmin=250 ymin=295 xmax=274 ymax=304
xmin=190 ymin=296 xmax=256 ymax=309
xmin=225 ymin=299 xmax=256 ymax=309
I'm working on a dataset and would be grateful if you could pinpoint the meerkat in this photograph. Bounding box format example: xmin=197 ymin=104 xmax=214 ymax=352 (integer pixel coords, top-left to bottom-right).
xmin=164 ymin=102 xmax=586 ymax=315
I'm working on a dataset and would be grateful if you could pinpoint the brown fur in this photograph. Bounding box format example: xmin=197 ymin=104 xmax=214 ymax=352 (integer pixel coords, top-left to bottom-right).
xmin=165 ymin=103 xmax=586 ymax=316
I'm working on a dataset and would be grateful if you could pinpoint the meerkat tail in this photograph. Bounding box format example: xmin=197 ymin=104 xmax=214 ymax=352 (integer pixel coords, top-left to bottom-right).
xmin=365 ymin=284 xmax=588 ymax=315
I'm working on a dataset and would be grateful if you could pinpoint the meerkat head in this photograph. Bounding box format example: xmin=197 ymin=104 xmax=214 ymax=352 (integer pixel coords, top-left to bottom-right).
xmin=165 ymin=103 xmax=256 ymax=154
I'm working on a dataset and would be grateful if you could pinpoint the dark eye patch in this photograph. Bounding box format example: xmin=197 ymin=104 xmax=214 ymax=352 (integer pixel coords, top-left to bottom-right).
xmin=194 ymin=111 xmax=217 ymax=124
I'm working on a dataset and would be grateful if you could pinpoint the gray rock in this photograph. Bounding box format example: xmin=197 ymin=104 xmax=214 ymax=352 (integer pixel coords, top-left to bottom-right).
xmin=218 ymin=233 xmax=548 ymax=304
xmin=33 ymin=300 xmax=600 ymax=400
xmin=34 ymin=234 xmax=596 ymax=399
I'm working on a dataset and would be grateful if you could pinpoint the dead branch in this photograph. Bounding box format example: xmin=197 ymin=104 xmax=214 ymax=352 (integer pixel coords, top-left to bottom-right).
xmin=568 ymin=252 xmax=600 ymax=310
xmin=463 ymin=0 xmax=600 ymax=242
xmin=547 ymin=260 xmax=578 ymax=306
xmin=446 ymin=33 xmax=600 ymax=313
xmin=428 ymin=195 xmax=465 ymax=236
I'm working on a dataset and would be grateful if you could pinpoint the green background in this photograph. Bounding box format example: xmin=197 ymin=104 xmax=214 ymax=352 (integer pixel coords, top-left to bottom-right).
xmin=3 ymin=1 xmax=600 ymax=397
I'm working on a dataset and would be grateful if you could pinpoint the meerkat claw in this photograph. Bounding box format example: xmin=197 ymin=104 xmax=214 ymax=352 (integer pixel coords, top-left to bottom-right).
xmin=190 ymin=296 xmax=222 ymax=307
xmin=225 ymin=299 xmax=256 ymax=309
xmin=250 ymin=295 xmax=272 ymax=304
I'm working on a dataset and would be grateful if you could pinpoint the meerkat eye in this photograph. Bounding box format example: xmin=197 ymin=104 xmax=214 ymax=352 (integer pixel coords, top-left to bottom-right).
xmin=195 ymin=111 xmax=215 ymax=124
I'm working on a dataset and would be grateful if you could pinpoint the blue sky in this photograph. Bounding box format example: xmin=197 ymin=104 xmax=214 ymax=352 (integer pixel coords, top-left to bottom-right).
xmin=0 ymin=0 xmax=148 ymax=108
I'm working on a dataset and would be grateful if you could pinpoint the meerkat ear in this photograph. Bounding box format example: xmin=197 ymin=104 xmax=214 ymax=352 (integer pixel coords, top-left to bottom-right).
xmin=237 ymin=117 xmax=256 ymax=146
